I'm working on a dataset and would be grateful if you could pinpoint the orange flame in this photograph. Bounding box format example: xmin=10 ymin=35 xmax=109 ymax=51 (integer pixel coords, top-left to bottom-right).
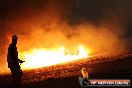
xmin=81 ymin=67 xmax=89 ymax=79
xmin=19 ymin=45 xmax=90 ymax=69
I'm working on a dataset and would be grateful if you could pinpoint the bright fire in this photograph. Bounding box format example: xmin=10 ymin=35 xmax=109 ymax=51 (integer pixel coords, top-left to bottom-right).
xmin=19 ymin=45 xmax=90 ymax=69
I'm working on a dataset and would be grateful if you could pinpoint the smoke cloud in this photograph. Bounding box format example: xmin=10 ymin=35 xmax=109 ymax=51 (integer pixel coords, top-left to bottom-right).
xmin=0 ymin=0 xmax=131 ymax=73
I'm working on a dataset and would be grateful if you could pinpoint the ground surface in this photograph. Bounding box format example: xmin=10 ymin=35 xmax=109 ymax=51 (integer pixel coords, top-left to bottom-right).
xmin=0 ymin=54 xmax=132 ymax=88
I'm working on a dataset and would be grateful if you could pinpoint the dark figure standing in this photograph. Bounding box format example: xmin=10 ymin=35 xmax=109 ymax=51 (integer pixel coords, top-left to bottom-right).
xmin=7 ymin=35 xmax=25 ymax=88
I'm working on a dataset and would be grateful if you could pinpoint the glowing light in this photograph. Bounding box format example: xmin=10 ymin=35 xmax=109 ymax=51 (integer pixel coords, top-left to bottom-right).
xmin=19 ymin=45 xmax=90 ymax=69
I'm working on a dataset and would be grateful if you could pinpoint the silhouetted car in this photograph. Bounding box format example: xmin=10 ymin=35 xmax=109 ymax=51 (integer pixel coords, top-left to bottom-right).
xmin=64 ymin=48 xmax=79 ymax=55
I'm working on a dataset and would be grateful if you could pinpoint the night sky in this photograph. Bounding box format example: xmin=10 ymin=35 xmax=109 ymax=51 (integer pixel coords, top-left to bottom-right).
xmin=0 ymin=0 xmax=132 ymax=37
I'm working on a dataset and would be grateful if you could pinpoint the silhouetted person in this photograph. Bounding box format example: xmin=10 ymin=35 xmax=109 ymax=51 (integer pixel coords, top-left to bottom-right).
xmin=7 ymin=35 xmax=25 ymax=88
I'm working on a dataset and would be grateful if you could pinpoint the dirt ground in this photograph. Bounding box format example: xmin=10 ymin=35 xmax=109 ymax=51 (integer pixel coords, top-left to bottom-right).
xmin=0 ymin=54 xmax=132 ymax=88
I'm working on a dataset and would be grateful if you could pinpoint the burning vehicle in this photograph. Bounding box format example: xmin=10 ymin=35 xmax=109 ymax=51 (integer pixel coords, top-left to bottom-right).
xmin=64 ymin=47 xmax=79 ymax=55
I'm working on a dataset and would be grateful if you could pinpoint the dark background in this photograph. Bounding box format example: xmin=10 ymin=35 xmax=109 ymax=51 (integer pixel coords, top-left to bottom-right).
xmin=0 ymin=0 xmax=132 ymax=36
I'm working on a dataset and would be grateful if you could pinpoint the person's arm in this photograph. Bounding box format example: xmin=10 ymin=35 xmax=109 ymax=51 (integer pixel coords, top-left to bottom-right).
xmin=7 ymin=46 xmax=13 ymax=63
xmin=16 ymin=50 xmax=25 ymax=63
xmin=18 ymin=59 xmax=25 ymax=63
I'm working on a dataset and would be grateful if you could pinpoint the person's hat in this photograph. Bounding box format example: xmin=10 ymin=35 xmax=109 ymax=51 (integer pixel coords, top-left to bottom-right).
xmin=12 ymin=34 xmax=18 ymax=40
